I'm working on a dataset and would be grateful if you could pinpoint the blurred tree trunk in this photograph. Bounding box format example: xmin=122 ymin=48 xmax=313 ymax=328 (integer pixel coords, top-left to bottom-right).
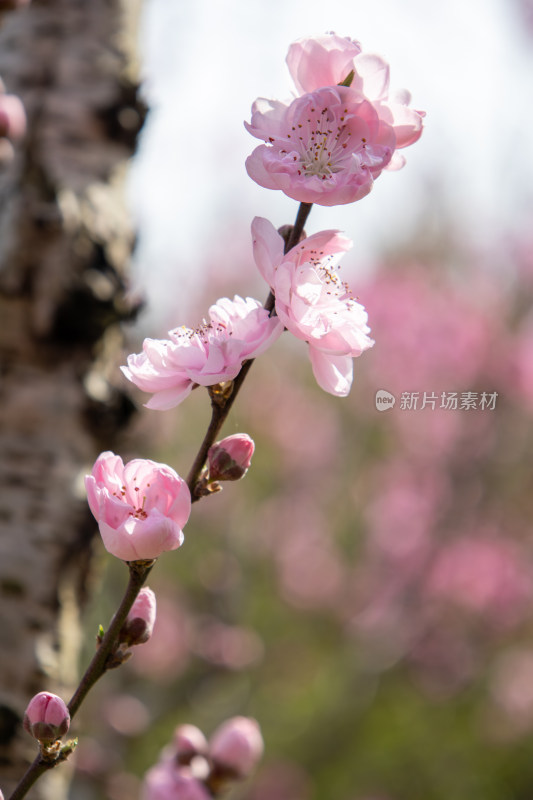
xmin=0 ymin=1 xmax=144 ymax=797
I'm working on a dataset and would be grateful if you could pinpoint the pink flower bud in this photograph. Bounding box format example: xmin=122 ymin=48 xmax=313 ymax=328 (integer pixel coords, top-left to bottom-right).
xmin=120 ymin=587 xmax=157 ymax=646
xmin=0 ymin=94 xmax=26 ymax=140
xmin=23 ymin=692 xmax=70 ymax=744
xmin=209 ymin=716 xmax=264 ymax=778
xmin=207 ymin=434 xmax=255 ymax=482
xmin=174 ymin=724 xmax=208 ymax=764
xmin=142 ymin=761 xmax=210 ymax=800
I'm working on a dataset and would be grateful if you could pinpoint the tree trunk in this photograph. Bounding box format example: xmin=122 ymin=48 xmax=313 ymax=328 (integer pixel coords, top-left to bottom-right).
xmin=0 ymin=1 xmax=143 ymax=796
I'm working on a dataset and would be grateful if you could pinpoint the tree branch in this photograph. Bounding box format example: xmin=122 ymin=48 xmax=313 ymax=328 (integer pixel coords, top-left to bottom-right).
xmin=186 ymin=201 xmax=313 ymax=499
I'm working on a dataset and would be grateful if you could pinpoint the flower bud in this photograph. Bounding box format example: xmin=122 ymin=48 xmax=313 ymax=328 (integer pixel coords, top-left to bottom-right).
xmin=174 ymin=724 xmax=208 ymax=764
xmin=209 ymin=716 xmax=264 ymax=778
xmin=207 ymin=434 xmax=255 ymax=482
xmin=120 ymin=587 xmax=157 ymax=646
xmin=0 ymin=93 xmax=26 ymax=140
xmin=23 ymin=692 xmax=70 ymax=744
xmin=142 ymin=761 xmax=210 ymax=800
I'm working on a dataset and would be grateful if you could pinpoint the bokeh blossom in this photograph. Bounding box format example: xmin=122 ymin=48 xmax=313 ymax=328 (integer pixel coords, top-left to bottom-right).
xmin=141 ymin=717 xmax=263 ymax=799
xmin=142 ymin=762 xmax=211 ymax=800
xmin=209 ymin=716 xmax=264 ymax=778
xmin=252 ymin=216 xmax=373 ymax=395
xmin=245 ymin=33 xmax=423 ymax=204
xmin=174 ymin=724 xmax=209 ymax=763
xmin=122 ymin=296 xmax=283 ymax=410
xmin=85 ymin=451 xmax=191 ymax=561
xmin=0 ymin=90 xmax=25 ymax=140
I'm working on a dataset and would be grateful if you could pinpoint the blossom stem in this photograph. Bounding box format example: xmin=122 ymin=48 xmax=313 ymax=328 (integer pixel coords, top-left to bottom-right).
xmin=186 ymin=202 xmax=313 ymax=499
xmin=186 ymin=361 xmax=255 ymax=500
xmin=7 ymin=756 xmax=50 ymax=800
xmin=285 ymin=202 xmax=313 ymax=252
xmin=67 ymin=560 xmax=153 ymax=717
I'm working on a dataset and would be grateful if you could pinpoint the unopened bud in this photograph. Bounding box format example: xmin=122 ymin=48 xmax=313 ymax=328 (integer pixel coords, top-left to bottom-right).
xmin=209 ymin=716 xmax=264 ymax=778
xmin=120 ymin=587 xmax=156 ymax=646
xmin=0 ymin=93 xmax=26 ymax=139
xmin=23 ymin=692 xmax=70 ymax=744
xmin=207 ymin=434 xmax=255 ymax=482
xmin=142 ymin=761 xmax=210 ymax=800
xmin=174 ymin=724 xmax=208 ymax=764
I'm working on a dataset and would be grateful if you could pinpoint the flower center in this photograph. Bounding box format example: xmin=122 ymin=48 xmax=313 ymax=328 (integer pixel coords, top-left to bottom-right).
xmin=293 ymin=244 xmax=357 ymax=312
xmin=113 ymin=481 xmax=150 ymax=520
xmin=281 ymin=105 xmax=362 ymax=180
xmin=171 ymin=321 xmax=230 ymax=345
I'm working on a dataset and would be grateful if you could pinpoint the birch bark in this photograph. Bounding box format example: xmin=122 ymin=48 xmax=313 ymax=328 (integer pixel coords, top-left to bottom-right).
xmin=0 ymin=1 xmax=143 ymax=796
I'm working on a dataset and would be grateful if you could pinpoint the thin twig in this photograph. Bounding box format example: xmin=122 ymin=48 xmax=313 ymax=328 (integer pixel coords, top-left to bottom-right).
xmin=8 ymin=561 xmax=153 ymax=800
xmin=8 ymin=756 xmax=50 ymax=800
xmin=68 ymin=560 xmax=153 ymax=717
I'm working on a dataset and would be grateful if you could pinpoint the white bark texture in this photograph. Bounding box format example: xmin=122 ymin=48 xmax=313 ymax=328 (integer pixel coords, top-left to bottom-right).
xmin=0 ymin=1 xmax=143 ymax=796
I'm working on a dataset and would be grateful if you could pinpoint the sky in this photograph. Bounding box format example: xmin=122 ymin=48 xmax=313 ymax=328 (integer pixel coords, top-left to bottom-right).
xmin=127 ymin=0 xmax=533 ymax=332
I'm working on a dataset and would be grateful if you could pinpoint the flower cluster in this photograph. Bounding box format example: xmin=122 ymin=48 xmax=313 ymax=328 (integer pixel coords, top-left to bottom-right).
xmin=245 ymin=33 xmax=424 ymax=205
xmin=9 ymin=30 xmax=427 ymax=800
xmin=118 ymin=34 xmax=423 ymax=413
xmin=142 ymin=717 xmax=264 ymax=800
xmin=252 ymin=217 xmax=374 ymax=395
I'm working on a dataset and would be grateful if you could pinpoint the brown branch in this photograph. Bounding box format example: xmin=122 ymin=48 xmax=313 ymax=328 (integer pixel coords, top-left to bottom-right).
xmin=8 ymin=560 xmax=153 ymax=800
xmin=186 ymin=201 xmax=313 ymax=499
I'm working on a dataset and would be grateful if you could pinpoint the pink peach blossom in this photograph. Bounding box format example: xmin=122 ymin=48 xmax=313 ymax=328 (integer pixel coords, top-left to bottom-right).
xmin=286 ymin=33 xmax=424 ymax=168
xmin=245 ymin=85 xmax=395 ymax=205
xmin=286 ymin=33 xmax=364 ymax=97
xmin=122 ymin=296 xmax=283 ymax=410
xmin=85 ymin=451 xmax=191 ymax=561
xmin=252 ymin=217 xmax=373 ymax=395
